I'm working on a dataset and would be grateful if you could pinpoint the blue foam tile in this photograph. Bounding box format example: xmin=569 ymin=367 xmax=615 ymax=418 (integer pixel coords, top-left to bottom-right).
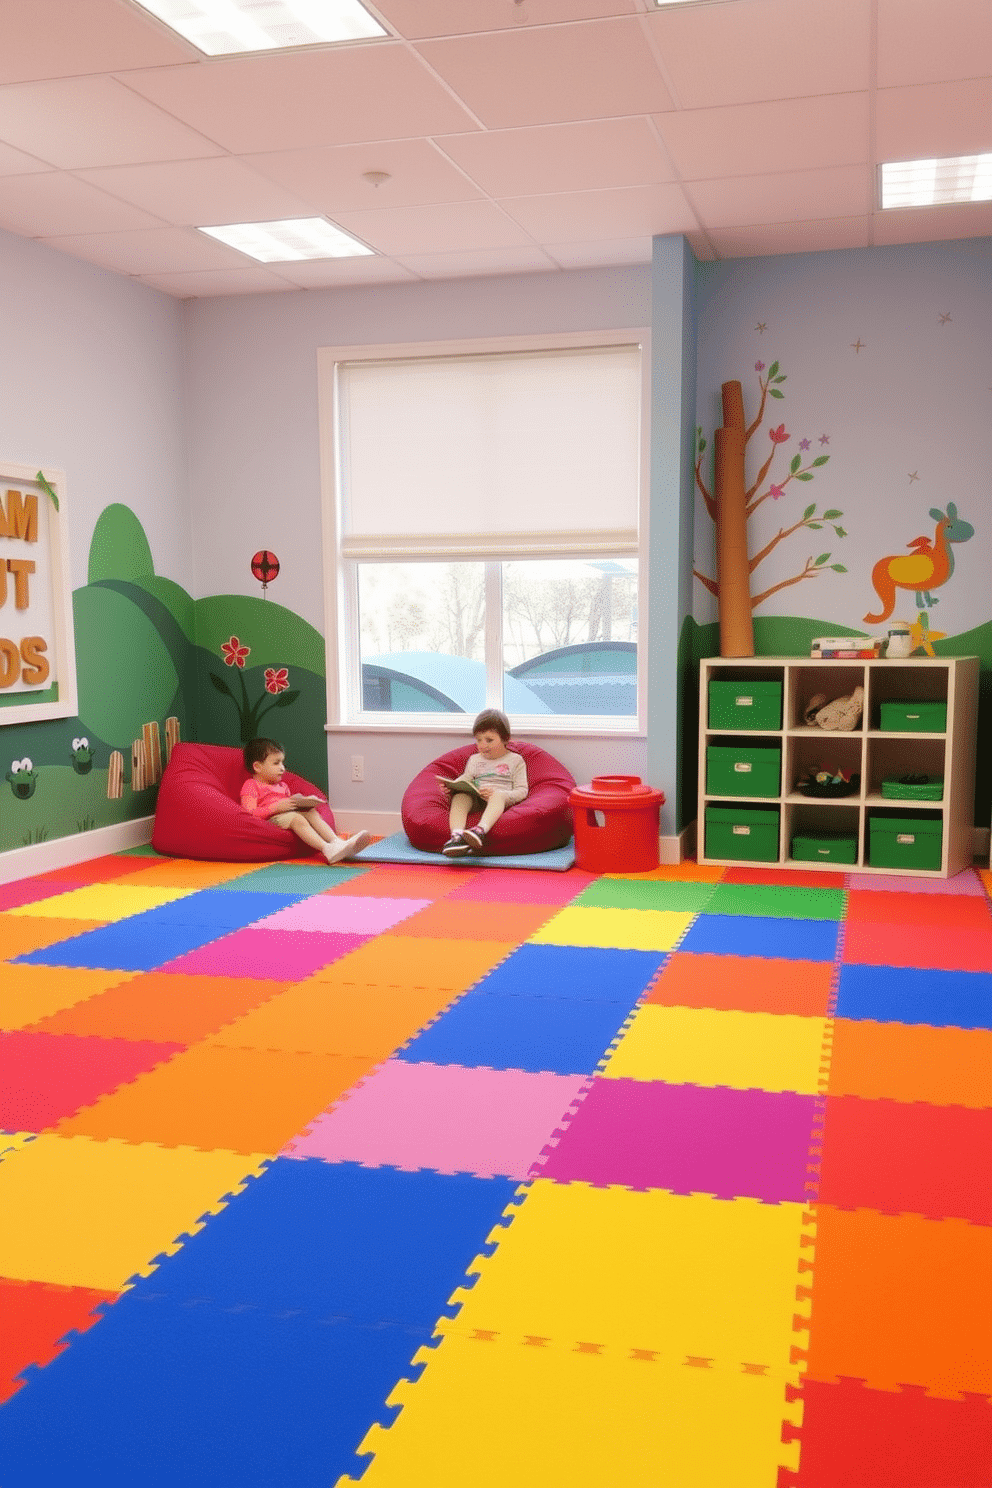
xmin=678 ymin=913 xmax=840 ymax=962
xmin=0 ymin=1294 xmax=428 ymax=1488
xmin=123 ymin=1159 xmax=519 ymax=1330
xmin=835 ymin=965 xmax=992 ymax=1029
xmin=397 ymin=990 xmax=631 ymax=1075
xmin=13 ymin=919 xmax=230 ymax=971
xmin=127 ymin=888 xmax=306 ymax=929
xmin=469 ymin=943 xmax=666 ymax=1006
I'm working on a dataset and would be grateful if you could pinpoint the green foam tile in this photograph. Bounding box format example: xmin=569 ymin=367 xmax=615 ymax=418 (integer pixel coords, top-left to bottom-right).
xmin=572 ymin=879 xmax=717 ymax=914
xmin=702 ymin=883 xmax=846 ymax=921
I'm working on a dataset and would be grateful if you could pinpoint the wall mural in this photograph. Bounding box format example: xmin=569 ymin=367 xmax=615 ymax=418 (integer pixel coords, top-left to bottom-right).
xmin=864 ymin=502 xmax=975 ymax=630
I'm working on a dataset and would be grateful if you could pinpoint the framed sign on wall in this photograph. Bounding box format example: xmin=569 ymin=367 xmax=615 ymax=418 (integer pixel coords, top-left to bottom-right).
xmin=0 ymin=461 xmax=77 ymax=725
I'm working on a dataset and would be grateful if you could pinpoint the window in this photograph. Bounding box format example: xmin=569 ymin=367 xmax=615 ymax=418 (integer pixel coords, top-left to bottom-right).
xmin=319 ymin=332 xmax=648 ymax=731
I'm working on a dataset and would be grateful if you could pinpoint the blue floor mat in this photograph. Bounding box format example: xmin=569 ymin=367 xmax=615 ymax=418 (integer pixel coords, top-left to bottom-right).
xmin=835 ymin=964 xmax=992 ymax=1029
xmin=397 ymin=989 xmax=632 ymax=1074
xmin=678 ymin=913 xmax=841 ymax=962
xmin=13 ymin=918 xmax=230 ymax=971
xmin=358 ymin=832 xmax=575 ymax=871
xmin=124 ymin=888 xmax=306 ymax=929
xmin=469 ymin=943 xmax=666 ymax=1005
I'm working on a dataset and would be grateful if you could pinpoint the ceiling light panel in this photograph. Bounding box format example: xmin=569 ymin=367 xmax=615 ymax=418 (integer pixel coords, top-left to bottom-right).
xmin=133 ymin=0 xmax=386 ymax=56
xmin=198 ymin=216 xmax=374 ymax=260
xmin=881 ymin=154 xmax=992 ymax=208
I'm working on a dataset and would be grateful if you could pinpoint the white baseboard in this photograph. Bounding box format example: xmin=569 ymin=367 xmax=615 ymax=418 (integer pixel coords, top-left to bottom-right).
xmin=332 ymin=808 xmax=403 ymax=839
xmin=660 ymin=821 xmax=696 ymax=865
xmin=0 ymin=815 xmax=155 ymax=885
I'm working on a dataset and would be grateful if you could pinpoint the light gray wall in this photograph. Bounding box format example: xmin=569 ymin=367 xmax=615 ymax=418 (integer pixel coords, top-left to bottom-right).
xmin=182 ymin=266 xmax=655 ymax=813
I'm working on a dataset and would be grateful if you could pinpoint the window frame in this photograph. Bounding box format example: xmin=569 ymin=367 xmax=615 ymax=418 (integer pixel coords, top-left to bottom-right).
xmin=318 ymin=329 xmax=651 ymax=736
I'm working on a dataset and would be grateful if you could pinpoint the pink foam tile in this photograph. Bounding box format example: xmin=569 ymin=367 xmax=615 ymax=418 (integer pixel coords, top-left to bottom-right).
xmin=257 ymin=896 xmax=430 ymax=934
xmin=282 ymin=1058 xmax=592 ymax=1179
xmin=443 ymin=868 xmax=597 ymax=905
xmin=845 ymin=869 xmax=986 ymax=896
xmin=0 ymin=878 xmax=79 ymax=911
xmin=157 ymin=928 xmax=369 ymax=980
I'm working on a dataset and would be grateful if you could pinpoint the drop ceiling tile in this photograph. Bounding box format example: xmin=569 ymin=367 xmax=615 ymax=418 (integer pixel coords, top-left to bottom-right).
xmin=331 ymin=199 xmax=536 ymax=254
xmin=373 ymin=0 xmax=638 ymax=40
xmin=876 ymin=79 xmax=992 ymax=162
xmin=394 ymin=245 xmax=558 ymax=277
xmin=73 ymin=157 xmax=316 ymax=227
xmin=0 ymin=76 xmax=224 ymax=170
xmin=243 ymin=138 xmax=482 ymax=211
xmin=878 ymin=0 xmax=992 ymax=86
xmin=708 ymin=216 xmax=872 ymax=259
xmin=273 ymin=256 xmax=418 ymax=286
xmin=0 ymin=141 xmax=51 ymax=176
xmin=646 ymin=0 xmax=871 ymax=109
xmin=689 ymin=165 xmax=871 ymax=230
xmin=544 ymin=235 xmax=652 ymax=267
xmin=38 ymin=226 xmax=250 ymax=275
xmin=121 ymin=45 xmax=480 ymax=155
xmin=416 ymin=18 xmax=674 ymax=129
xmin=499 ymin=182 xmax=697 ymax=241
xmin=873 ymin=200 xmax=992 ymax=245
xmin=437 ymin=117 xmax=674 ymax=197
xmin=0 ymin=0 xmax=194 ymax=84
xmin=0 ymin=171 xmax=164 ymax=236
xmin=657 ymin=94 xmax=869 ymax=180
xmin=137 ymin=266 xmax=297 ymax=298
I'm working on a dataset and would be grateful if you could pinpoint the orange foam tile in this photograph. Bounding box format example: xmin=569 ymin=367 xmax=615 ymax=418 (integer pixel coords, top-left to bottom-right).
xmin=846 ymin=890 xmax=992 ymax=931
xmin=326 ymin=866 xmax=465 ymax=899
xmin=117 ymin=860 xmax=257 ymax=889
xmin=57 ymin=1043 xmax=375 ymax=1155
xmin=209 ymin=980 xmax=455 ymax=1058
xmin=31 ymin=973 xmax=291 ymax=1045
xmin=603 ymin=862 xmax=726 ymax=883
xmin=311 ymin=936 xmax=515 ymax=991
xmin=0 ymin=917 xmax=106 ymax=960
xmin=829 ymin=1018 xmax=992 ymax=1108
xmin=646 ymin=953 xmax=834 ymax=1017
xmin=0 ymin=966 xmax=138 ymax=1031
xmin=805 ymin=1206 xmax=992 ymax=1399
xmin=382 ymin=900 xmax=557 ymax=942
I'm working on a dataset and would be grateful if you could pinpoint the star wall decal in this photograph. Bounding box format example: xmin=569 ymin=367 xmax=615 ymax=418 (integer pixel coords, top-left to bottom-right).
xmin=938 ymin=312 xmax=952 ymax=324
xmin=908 ymin=471 xmax=920 ymax=483
xmin=819 ymin=434 xmax=831 ymax=446
xmin=799 ymin=438 xmax=811 ymax=451
xmin=851 ymin=338 xmax=866 ymax=353
xmin=755 ymin=322 xmax=767 ymax=333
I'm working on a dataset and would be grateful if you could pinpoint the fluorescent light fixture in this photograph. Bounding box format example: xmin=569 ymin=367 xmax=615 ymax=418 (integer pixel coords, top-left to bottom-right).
xmin=133 ymin=0 xmax=386 ymax=56
xmin=198 ymin=217 xmax=374 ymax=261
xmin=881 ymin=154 xmax=992 ymax=209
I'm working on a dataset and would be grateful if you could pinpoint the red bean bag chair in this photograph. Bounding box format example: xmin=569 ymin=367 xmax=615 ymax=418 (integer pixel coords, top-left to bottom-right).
xmin=152 ymin=742 xmax=337 ymax=862
xmin=402 ymin=741 xmax=574 ymax=855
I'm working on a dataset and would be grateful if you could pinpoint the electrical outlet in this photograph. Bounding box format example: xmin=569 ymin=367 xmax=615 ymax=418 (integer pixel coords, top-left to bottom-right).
xmin=351 ymin=754 xmax=364 ymax=782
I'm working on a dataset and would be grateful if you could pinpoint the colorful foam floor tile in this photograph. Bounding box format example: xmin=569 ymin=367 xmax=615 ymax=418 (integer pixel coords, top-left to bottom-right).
xmin=14 ymin=919 xmax=248 ymax=972
xmin=115 ymin=859 xmax=261 ymax=889
xmin=467 ymin=943 xmax=666 ymax=1004
xmin=30 ymin=972 xmax=291 ymax=1045
xmin=283 ymin=1060 xmax=590 ymax=1178
xmin=396 ymin=992 xmax=635 ymax=1076
xmin=571 ymin=878 xmax=719 ymax=913
xmin=845 ymin=889 xmax=992 ymax=930
xmin=0 ymin=917 xmax=108 ymax=961
xmin=324 ymin=865 xmax=466 ymax=900
xmin=851 ymin=868 xmax=987 ymax=896
xmin=528 ymin=905 xmax=695 ymax=952
xmin=646 ymin=953 xmax=834 ymax=1017
xmin=6 ymin=883 xmax=196 ymax=922
xmin=0 ymin=1277 xmax=117 ymax=1403
xmin=343 ymin=1332 xmax=801 ymax=1488
xmin=0 ymin=965 xmax=140 ymax=1031
xmin=256 ymin=894 xmax=430 ymax=934
xmin=533 ymin=1076 xmax=818 ymax=1203
xmin=600 ymin=1004 xmax=827 ymax=1094
xmin=702 ymin=883 xmax=846 ymax=921
xmin=843 ymin=920 xmax=992 ymax=972
xmin=835 ymin=965 xmax=992 ymax=1029
xmin=827 ymin=1018 xmax=992 ymax=1106
xmin=678 ymin=914 xmax=841 ymax=961
xmin=213 ymin=862 xmax=370 ymax=893
xmin=310 ymin=935 xmax=516 ymax=991
xmin=0 ymin=1029 xmax=183 ymax=1131
xmin=381 ymin=900 xmax=560 ymax=941
xmin=154 ymin=927 xmax=369 ymax=979
xmin=0 ymin=1132 xmax=268 ymax=1291
xmin=442 ymin=867 xmax=595 ymax=905
xmin=124 ymin=888 xmax=309 ymax=929
xmin=207 ymin=980 xmax=455 ymax=1058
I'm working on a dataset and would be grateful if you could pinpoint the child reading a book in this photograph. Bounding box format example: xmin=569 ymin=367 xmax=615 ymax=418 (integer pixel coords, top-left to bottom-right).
xmin=440 ymin=709 xmax=528 ymax=857
xmin=241 ymin=737 xmax=370 ymax=865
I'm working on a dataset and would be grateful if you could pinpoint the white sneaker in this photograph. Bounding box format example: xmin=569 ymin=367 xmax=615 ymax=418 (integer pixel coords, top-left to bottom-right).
xmin=325 ymin=830 xmax=371 ymax=864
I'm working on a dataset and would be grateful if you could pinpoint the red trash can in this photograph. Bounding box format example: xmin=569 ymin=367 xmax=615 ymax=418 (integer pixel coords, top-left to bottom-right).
xmin=569 ymin=775 xmax=665 ymax=874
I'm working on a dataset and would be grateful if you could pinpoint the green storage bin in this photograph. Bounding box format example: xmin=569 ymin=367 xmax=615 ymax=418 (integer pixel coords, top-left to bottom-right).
xmin=706 ymin=743 xmax=781 ymax=798
xmin=791 ymin=833 xmax=858 ymax=864
xmin=881 ymin=777 xmax=944 ymax=801
xmin=708 ymin=678 xmax=782 ymax=731
xmin=878 ymin=699 xmax=947 ymax=732
xmin=705 ymin=804 xmax=780 ymax=862
xmin=868 ymin=813 xmax=943 ymax=871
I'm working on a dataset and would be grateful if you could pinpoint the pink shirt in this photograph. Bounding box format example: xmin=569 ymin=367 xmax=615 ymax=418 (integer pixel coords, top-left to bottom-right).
xmin=240 ymin=778 xmax=292 ymax=819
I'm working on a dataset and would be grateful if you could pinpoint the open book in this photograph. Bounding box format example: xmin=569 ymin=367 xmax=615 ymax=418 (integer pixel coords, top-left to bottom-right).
xmin=436 ymin=773 xmax=486 ymax=806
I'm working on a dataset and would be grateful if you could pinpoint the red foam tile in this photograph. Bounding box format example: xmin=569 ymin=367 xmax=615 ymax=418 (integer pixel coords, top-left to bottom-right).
xmin=792 ymin=1377 xmax=992 ymax=1488
xmin=843 ymin=920 xmax=992 ymax=972
xmin=29 ymin=855 xmax=153 ymax=887
xmin=723 ymin=865 xmax=847 ymax=888
xmin=646 ymin=952 xmax=833 ymax=1016
xmin=0 ymin=1029 xmax=183 ymax=1130
xmin=0 ymin=1279 xmax=117 ymax=1403
xmin=0 ymin=878 xmax=78 ymax=911
xmin=846 ymin=891 xmax=992 ymax=932
xmin=816 ymin=1096 xmax=992 ymax=1224
xmin=443 ymin=867 xmax=596 ymax=905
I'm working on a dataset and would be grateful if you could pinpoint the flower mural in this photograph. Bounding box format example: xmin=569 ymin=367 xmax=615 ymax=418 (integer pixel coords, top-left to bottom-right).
xmin=209 ymin=639 xmax=299 ymax=742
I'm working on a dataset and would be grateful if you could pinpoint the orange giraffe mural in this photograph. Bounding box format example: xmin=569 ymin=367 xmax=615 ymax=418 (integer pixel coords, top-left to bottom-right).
xmin=864 ymin=502 xmax=974 ymax=624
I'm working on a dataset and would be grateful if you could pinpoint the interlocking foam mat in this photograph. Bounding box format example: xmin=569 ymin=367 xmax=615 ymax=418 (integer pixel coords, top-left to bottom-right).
xmin=356 ymin=831 xmax=576 ymax=871
xmin=1 ymin=850 xmax=990 ymax=1487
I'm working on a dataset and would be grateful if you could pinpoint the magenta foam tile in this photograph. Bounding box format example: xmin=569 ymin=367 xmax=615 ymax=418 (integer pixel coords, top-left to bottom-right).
xmin=156 ymin=928 xmax=369 ymax=980
xmin=532 ymin=1075 xmax=819 ymax=1202
xmin=282 ymin=1058 xmax=592 ymax=1179
xmin=256 ymin=896 xmax=430 ymax=934
xmin=845 ymin=869 xmax=985 ymax=896
xmin=443 ymin=868 xmax=597 ymax=906
xmin=0 ymin=877 xmax=78 ymax=911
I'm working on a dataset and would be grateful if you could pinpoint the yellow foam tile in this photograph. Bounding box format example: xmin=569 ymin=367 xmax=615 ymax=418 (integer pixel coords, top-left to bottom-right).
xmin=0 ymin=1132 xmax=268 ymax=1291
xmin=0 ymin=1131 xmax=37 ymax=1163
xmin=7 ymin=883 xmax=195 ymax=922
xmin=0 ymin=965 xmax=139 ymax=1030
xmin=602 ymin=1004 xmax=827 ymax=1095
xmin=444 ymin=1182 xmax=807 ymax=1371
xmin=341 ymin=1333 xmax=801 ymax=1488
xmin=529 ymin=906 xmax=694 ymax=952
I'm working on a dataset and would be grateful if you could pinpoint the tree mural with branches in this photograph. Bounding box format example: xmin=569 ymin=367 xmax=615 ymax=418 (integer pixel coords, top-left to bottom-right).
xmin=693 ymin=360 xmax=847 ymax=609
